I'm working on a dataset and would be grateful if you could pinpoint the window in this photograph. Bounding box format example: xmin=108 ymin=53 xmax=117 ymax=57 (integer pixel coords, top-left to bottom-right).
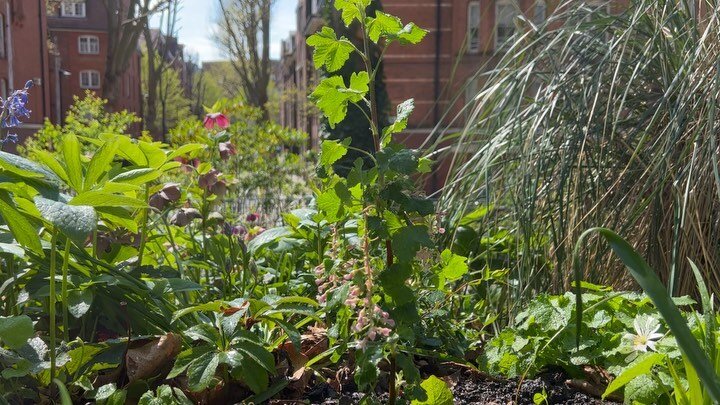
xmin=78 ymin=35 xmax=99 ymax=54
xmin=495 ymin=1 xmax=519 ymax=50
xmin=534 ymin=0 xmax=547 ymax=26
xmin=79 ymin=70 xmax=100 ymax=89
xmin=467 ymin=2 xmax=481 ymax=53
xmin=0 ymin=14 xmax=5 ymax=59
xmin=61 ymin=1 xmax=86 ymax=18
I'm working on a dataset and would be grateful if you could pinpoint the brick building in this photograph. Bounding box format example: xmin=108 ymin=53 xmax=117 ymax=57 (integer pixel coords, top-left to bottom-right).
xmin=0 ymin=0 xmax=52 ymax=142
xmin=278 ymin=0 xmax=636 ymax=150
xmin=47 ymin=0 xmax=142 ymax=124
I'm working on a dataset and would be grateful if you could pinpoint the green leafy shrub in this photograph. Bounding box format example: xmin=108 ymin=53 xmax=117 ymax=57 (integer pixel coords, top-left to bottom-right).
xmin=19 ymin=92 xmax=141 ymax=158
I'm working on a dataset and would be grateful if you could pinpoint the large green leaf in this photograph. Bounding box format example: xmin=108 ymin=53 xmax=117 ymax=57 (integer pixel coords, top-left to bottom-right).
xmin=67 ymin=289 xmax=94 ymax=318
xmin=366 ymin=11 xmax=427 ymax=44
xmin=411 ymin=376 xmax=454 ymax=405
xmin=187 ymin=351 xmax=220 ymax=392
xmin=0 ymin=191 xmax=41 ymax=254
xmin=63 ymin=133 xmax=84 ymax=191
xmin=392 ymin=225 xmax=433 ymax=263
xmin=310 ymin=72 xmax=369 ymax=128
xmin=110 ymin=168 xmax=163 ymax=185
xmin=84 ymin=137 xmax=119 ymax=190
xmin=320 ymin=139 xmax=350 ymax=168
xmin=574 ymin=228 xmax=720 ymax=402
xmin=34 ymin=196 xmax=97 ymax=242
xmin=166 ymin=143 xmax=206 ymax=160
xmin=233 ymin=358 xmax=269 ymax=394
xmin=138 ymin=141 xmax=168 ymax=169
xmin=439 ymin=249 xmax=468 ymax=281
xmin=233 ymin=330 xmax=275 ymax=374
xmin=0 ymin=151 xmax=62 ymax=187
xmin=334 ymin=0 xmax=370 ymax=25
xmin=247 ymin=227 xmax=293 ymax=253
xmin=0 ymin=315 xmax=33 ymax=349
xmin=307 ymin=27 xmax=355 ymax=72
xmin=603 ymin=352 xmax=664 ymax=398
xmin=69 ymin=191 xmax=145 ymax=209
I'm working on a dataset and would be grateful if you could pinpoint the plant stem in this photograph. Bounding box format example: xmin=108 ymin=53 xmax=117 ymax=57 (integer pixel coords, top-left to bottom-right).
xmin=360 ymin=16 xmax=380 ymax=152
xmin=48 ymin=230 xmax=58 ymax=394
xmin=61 ymin=239 xmax=71 ymax=342
xmin=388 ymin=352 xmax=397 ymax=405
xmin=137 ymin=185 xmax=150 ymax=266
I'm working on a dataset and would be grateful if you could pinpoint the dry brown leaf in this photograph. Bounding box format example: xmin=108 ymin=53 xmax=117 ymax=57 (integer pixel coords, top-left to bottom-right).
xmin=126 ymin=333 xmax=181 ymax=382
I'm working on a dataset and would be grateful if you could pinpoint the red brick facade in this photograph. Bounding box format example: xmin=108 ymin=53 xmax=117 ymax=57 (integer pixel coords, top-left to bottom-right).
xmin=0 ymin=0 xmax=52 ymax=143
xmin=278 ymin=0 xmax=641 ymax=189
xmin=278 ymin=1 xmax=638 ymax=144
xmin=47 ymin=0 xmax=142 ymax=124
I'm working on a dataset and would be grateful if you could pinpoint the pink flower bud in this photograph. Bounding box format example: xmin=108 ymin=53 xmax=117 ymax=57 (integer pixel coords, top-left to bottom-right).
xmin=377 ymin=327 xmax=392 ymax=337
xmin=219 ymin=141 xmax=237 ymax=160
xmin=367 ymin=328 xmax=377 ymax=341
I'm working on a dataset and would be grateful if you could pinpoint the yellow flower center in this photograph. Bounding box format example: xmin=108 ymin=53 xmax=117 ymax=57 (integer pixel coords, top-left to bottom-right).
xmin=633 ymin=335 xmax=648 ymax=347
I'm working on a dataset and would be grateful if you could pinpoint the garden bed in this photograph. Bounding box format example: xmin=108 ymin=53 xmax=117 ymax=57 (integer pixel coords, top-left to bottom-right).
xmin=273 ymin=369 xmax=613 ymax=404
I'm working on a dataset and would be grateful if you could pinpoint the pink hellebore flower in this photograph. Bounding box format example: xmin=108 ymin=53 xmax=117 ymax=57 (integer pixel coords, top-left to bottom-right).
xmin=203 ymin=113 xmax=230 ymax=130
xmin=219 ymin=141 xmax=237 ymax=160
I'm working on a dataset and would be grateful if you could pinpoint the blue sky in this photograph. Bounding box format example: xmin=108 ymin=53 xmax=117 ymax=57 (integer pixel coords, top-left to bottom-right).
xmin=152 ymin=0 xmax=297 ymax=63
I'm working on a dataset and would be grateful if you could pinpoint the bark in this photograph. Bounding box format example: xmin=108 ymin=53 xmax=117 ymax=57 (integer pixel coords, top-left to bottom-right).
xmin=217 ymin=0 xmax=272 ymax=119
xmin=102 ymin=0 xmax=168 ymax=109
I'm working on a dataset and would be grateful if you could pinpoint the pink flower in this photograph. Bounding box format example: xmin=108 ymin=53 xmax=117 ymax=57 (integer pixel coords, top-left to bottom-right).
xmin=219 ymin=142 xmax=237 ymax=160
xmin=203 ymin=113 xmax=230 ymax=130
xmin=246 ymin=213 xmax=258 ymax=222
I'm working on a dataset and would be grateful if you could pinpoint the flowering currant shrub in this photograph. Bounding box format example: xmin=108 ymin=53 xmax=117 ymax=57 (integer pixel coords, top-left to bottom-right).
xmin=248 ymin=1 xmax=469 ymax=402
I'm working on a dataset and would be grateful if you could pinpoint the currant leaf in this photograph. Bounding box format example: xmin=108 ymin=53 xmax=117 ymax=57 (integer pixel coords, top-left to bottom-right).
xmin=306 ymin=27 xmax=355 ymax=72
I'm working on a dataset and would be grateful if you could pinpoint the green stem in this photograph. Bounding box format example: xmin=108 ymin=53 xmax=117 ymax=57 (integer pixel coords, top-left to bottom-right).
xmin=360 ymin=16 xmax=381 ymax=151
xmin=48 ymin=230 xmax=58 ymax=393
xmin=137 ymin=185 xmax=150 ymax=266
xmin=61 ymin=239 xmax=71 ymax=342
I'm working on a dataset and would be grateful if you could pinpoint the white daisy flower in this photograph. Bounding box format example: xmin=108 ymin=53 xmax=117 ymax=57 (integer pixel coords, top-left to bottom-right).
xmin=624 ymin=315 xmax=664 ymax=352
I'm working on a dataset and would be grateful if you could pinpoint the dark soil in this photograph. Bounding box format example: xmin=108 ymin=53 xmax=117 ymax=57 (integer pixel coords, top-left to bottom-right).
xmin=448 ymin=369 xmax=613 ymax=404
xmin=271 ymin=368 xmax=617 ymax=404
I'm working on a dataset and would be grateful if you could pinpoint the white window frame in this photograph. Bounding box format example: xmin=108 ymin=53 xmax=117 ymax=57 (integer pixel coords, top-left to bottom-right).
xmin=79 ymin=70 xmax=101 ymax=89
xmin=534 ymin=0 xmax=547 ymax=26
xmin=495 ymin=0 xmax=519 ymax=51
xmin=61 ymin=1 xmax=87 ymax=18
xmin=467 ymin=2 xmax=481 ymax=54
xmin=78 ymin=35 xmax=99 ymax=54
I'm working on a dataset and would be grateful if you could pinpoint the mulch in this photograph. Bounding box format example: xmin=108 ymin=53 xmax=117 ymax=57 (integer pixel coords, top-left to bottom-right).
xmin=269 ymin=367 xmax=617 ymax=404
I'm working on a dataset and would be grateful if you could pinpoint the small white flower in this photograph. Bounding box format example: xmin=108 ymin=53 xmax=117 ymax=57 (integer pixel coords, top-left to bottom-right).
xmin=624 ymin=315 xmax=664 ymax=352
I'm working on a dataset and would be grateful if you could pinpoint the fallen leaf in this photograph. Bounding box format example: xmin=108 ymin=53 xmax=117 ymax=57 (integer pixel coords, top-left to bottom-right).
xmin=126 ymin=333 xmax=181 ymax=382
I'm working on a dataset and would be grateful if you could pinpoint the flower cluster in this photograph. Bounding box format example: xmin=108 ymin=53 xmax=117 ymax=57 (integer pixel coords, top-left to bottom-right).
xmin=314 ymin=259 xmax=357 ymax=304
xmin=199 ymin=169 xmax=227 ymax=197
xmin=0 ymin=80 xmax=34 ymax=146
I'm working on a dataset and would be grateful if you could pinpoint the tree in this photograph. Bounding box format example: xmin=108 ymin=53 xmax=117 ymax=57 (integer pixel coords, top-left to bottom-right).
xmin=142 ymin=0 xmax=181 ymax=136
xmin=101 ymin=0 xmax=171 ymax=108
xmin=216 ymin=0 xmax=272 ymax=119
xmin=141 ymin=53 xmax=191 ymax=136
